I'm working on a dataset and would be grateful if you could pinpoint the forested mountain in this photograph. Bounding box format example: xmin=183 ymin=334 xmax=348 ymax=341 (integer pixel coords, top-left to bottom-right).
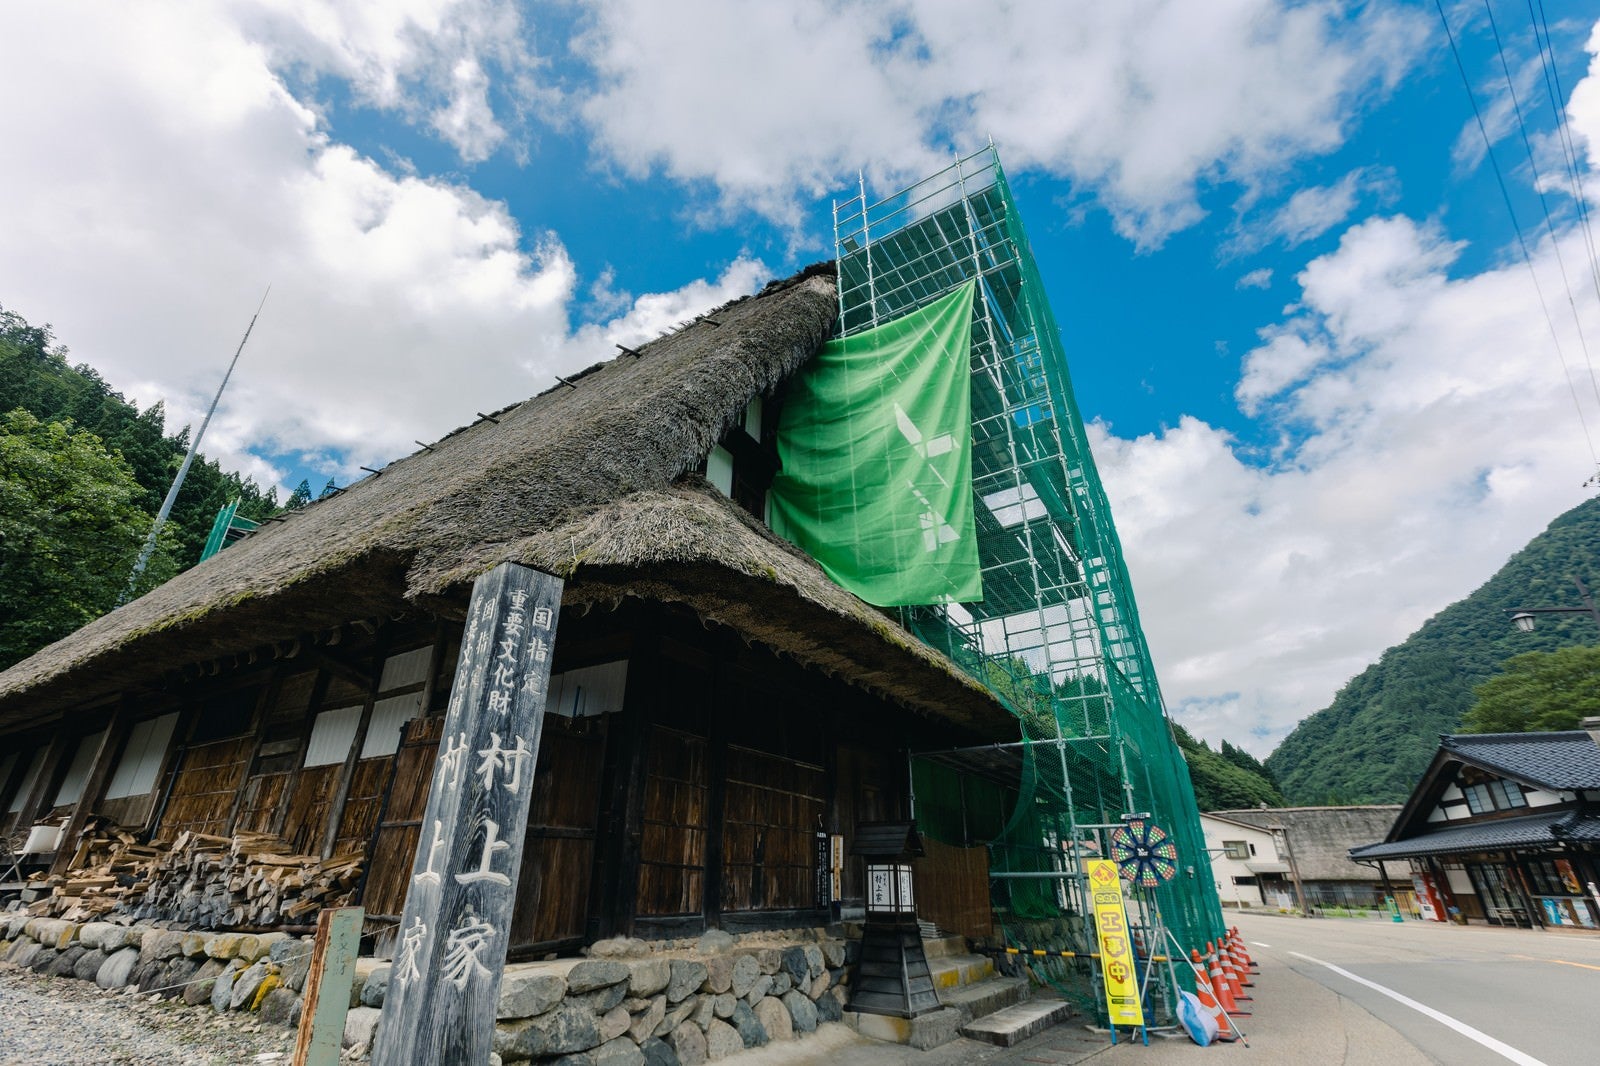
xmin=1172 ymin=724 xmax=1285 ymax=811
xmin=1266 ymin=495 xmax=1600 ymax=804
xmin=0 ymin=305 xmax=280 ymax=669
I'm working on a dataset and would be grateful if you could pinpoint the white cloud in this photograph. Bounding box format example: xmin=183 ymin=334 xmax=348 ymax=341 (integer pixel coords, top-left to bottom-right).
xmin=1568 ymin=20 xmax=1600 ymax=203
xmin=574 ymin=0 xmax=1428 ymax=246
xmin=1236 ymin=268 xmax=1274 ymax=290
xmin=0 ymin=3 xmax=762 ymax=495
xmin=1097 ymin=213 xmax=1600 ymax=754
xmin=235 ymin=0 xmax=549 ymax=162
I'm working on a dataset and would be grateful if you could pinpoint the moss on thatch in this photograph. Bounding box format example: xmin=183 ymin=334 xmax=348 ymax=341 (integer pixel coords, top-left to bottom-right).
xmin=0 ymin=265 xmax=1012 ymax=740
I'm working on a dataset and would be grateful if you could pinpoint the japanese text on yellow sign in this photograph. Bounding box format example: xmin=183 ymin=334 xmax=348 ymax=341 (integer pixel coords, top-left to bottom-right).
xmin=1087 ymin=859 xmax=1145 ymax=1028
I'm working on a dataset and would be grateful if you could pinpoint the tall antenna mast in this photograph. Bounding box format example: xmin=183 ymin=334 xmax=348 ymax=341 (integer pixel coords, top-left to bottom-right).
xmin=122 ymin=286 xmax=270 ymax=603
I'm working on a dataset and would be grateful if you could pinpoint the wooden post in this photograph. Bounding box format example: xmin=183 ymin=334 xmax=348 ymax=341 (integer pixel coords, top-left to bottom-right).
xmin=49 ymin=704 xmax=130 ymax=875
xmin=293 ymin=905 xmax=364 ymax=1066
xmin=370 ymin=563 xmax=562 ymax=1066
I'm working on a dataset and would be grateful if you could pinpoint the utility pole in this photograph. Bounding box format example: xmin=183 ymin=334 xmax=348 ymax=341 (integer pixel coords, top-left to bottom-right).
xmin=122 ymin=288 xmax=269 ymax=603
xmin=1274 ymin=821 xmax=1311 ymax=918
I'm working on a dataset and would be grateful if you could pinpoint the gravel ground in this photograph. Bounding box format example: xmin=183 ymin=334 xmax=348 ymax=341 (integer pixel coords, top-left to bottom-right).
xmin=0 ymin=962 xmax=297 ymax=1066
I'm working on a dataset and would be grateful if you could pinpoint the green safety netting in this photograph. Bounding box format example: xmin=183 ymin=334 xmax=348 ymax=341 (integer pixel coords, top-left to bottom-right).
xmin=822 ymin=148 xmax=1225 ymax=1024
xmin=770 ymin=280 xmax=982 ymax=607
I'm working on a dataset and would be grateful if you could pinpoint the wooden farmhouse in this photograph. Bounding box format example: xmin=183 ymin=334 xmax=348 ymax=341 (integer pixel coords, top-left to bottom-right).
xmin=0 ymin=264 xmax=1020 ymax=956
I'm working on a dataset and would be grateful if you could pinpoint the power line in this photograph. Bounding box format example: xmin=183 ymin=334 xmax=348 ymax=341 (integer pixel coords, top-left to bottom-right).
xmin=1433 ymin=0 xmax=1598 ymax=472
xmin=1482 ymin=0 xmax=1600 ymax=410
xmin=1528 ymin=0 xmax=1600 ymax=320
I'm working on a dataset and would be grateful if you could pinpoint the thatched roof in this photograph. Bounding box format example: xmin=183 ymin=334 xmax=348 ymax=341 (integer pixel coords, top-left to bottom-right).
xmin=0 ymin=265 xmax=1016 ymax=740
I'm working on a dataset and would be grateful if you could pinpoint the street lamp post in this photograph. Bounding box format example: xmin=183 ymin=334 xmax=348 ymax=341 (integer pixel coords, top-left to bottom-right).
xmin=1505 ymin=576 xmax=1600 ymax=633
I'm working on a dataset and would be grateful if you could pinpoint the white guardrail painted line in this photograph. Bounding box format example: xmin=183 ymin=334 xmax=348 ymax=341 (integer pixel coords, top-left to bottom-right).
xmin=1288 ymin=951 xmax=1549 ymax=1066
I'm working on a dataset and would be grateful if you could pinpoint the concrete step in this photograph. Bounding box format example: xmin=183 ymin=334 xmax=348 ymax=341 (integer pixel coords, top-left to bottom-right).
xmin=937 ymin=974 xmax=1029 ymax=1022
xmin=960 ymin=996 xmax=1075 ymax=1047
xmin=928 ymin=953 xmax=995 ymax=991
xmin=921 ymin=934 xmax=968 ymax=959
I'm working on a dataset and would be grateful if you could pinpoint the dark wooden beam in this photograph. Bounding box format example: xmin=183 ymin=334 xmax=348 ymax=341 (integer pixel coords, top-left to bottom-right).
xmin=270 ymin=669 xmax=333 ymax=839
xmin=321 ymin=635 xmax=389 ymax=859
xmin=49 ymin=704 xmax=130 ymax=875
xmin=593 ymin=612 xmax=659 ymax=940
xmin=310 ymin=648 xmax=372 ymax=692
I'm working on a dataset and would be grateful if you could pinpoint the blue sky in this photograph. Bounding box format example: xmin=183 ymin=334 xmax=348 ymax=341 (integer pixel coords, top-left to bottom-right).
xmin=4 ymin=2 xmax=1600 ymax=754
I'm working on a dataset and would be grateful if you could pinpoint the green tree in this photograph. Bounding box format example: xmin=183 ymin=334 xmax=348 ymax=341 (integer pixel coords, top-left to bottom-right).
xmin=0 ymin=409 xmax=179 ymax=669
xmin=1460 ymin=645 xmax=1600 ymax=733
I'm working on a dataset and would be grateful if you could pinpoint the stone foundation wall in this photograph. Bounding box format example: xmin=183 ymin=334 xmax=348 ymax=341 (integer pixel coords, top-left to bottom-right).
xmin=1 ymin=912 xmax=857 ymax=1065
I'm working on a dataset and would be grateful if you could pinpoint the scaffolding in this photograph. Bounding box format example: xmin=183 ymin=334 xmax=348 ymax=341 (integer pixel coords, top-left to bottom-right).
xmin=831 ymin=147 xmax=1224 ymax=1021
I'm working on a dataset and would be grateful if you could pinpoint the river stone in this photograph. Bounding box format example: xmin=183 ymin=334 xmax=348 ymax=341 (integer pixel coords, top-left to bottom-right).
xmin=180 ymin=932 xmax=209 ymax=957
xmin=783 ymin=989 xmax=818 ymax=1033
xmin=589 ymin=936 xmax=651 ymax=959
xmin=700 ymin=956 xmax=733 ymax=995
xmin=259 ymin=986 xmax=300 ymax=1027
xmin=120 ymin=926 xmax=146 ymax=950
xmin=569 ymin=959 xmax=630 ymax=994
xmin=599 ymin=1005 xmax=631 ymax=1043
xmin=28 ymin=947 xmax=59 ymax=974
xmin=523 ymin=1003 xmax=603 ymax=1057
xmin=205 ymin=933 xmax=243 ymax=960
xmin=577 ymin=981 xmax=629 ymax=1014
xmin=360 ymin=965 xmax=390 ymax=1008
xmin=6 ymin=941 xmax=40 ymax=969
xmin=588 ymin=1037 xmax=643 ymax=1062
xmin=230 ymin=959 xmax=272 ymax=1010
xmin=499 ymin=969 xmax=567 ymax=1020
xmin=78 ymin=922 xmax=114 ymax=950
xmin=728 ymin=955 xmax=759 ymax=998
xmin=342 ymin=1006 xmax=381 ymax=1051
xmin=755 ymin=949 xmax=781 ymax=975
xmin=821 ymin=941 xmax=845 ymax=968
xmin=705 ymin=1019 xmax=742 ymax=1061
xmin=654 ymin=996 xmax=697 ymax=1037
xmin=252 ymin=931 xmax=291 ymax=960
xmin=272 ymin=938 xmax=314 ymax=992
xmin=753 ymin=997 xmax=792 ymax=1041
xmin=210 ymin=959 xmax=245 ymax=1010
xmin=780 ymin=947 xmax=808 ymax=985
xmin=696 ymin=930 xmax=735 ymax=955
xmin=639 ymin=1038 xmax=679 ymax=1066
xmin=47 ymin=945 xmax=85 ymax=977
xmin=711 ymin=993 xmax=735 ymax=1019
xmin=815 ymin=990 xmax=843 ymax=1024
xmin=668 ymin=1021 xmax=707 ymax=1066
xmin=183 ymin=958 xmax=227 ymax=1006
xmin=729 ymin=1001 xmax=766 ymax=1048
xmin=233 ymin=934 xmax=263 ymax=963
xmin=803 ymin=945 xmax=824 ymax=978
xmin=97 ymin=946 xmax=140 ymax=988
xmin=628 ymin=958 xmax=670 ymax=997
xmin=158 ymin=955 xmax=201 ymax=998
xmin=74 ymin=947 xmax=109 ymax=981
xmin=770 ymin=973 xmax=791 ymax=996
xmin=667 ymin=960 xmax=707 ymax=1003
xmin=690 ymin=995 xmax=715 ymax=1030
xmin=154 ymin=930 xmax=187 ymax=962
xmin=808 ymin=970 xmax=831 ymax=998
xmin=628 ymin=995 xmax=666 ymax=1043
xmin=743 ymin=974 xmax=772 ymax=1005
xmin=129 ymin=957 xmax=166 ymax=992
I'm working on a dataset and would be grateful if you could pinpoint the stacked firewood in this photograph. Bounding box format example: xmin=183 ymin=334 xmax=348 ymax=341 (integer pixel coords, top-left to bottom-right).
xmin=23 ymin=826 xmax=363 ymax=928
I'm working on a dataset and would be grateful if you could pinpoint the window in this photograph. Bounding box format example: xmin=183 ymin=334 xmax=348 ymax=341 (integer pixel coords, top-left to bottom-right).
xmin=303 ymin=706 xmax=363 ymax=767
xmin=1464 ymin=778 xmax=1528 ymax=814
xmin=104 ymin=713 xmax=179 ymax=800
xmin=5 ymin=748 xmax=46 ymax=813
xmin=1223 ymin=840 xmax=1250 ymax=860
xmin=706 ymin=445 xmax=734 ymax=496
xmin=53 ymin=730 xmax=108 ymax=806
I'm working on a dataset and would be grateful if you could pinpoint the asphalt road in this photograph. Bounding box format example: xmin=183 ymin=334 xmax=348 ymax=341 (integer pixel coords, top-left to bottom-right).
xmin=1239 ymin=909 xmax=1600 ymax=1066
xmin=742 ymin=910 xmax=1600 ymax=1066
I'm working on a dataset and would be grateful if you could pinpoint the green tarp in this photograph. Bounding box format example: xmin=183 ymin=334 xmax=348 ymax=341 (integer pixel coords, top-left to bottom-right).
xmin=770 ymin=281 xmax=981 ymax=606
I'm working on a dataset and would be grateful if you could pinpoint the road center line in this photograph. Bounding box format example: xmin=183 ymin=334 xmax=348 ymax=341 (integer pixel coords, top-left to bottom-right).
xmin=1288 ymin=950 xmax=1549 ymax=1066
xmin=1250 ymin=941 xmax=1271 ymax=948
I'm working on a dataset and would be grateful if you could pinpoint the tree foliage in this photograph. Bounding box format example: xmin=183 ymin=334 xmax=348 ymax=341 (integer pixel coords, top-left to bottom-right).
xmin=0 ymin=303 xmax=284 ymax=668
xmin=0 ymin=305 xmax=279 ymax=569
xmin=1460 ymin=645 xmax=1600 ymax=733
xmin=1268 ymin=495 xmax=1600 ymax=803
xmin=0 ymin=410 xmax=180 ymax=668
xmin=1170 ymin=724 xmax=1285 ymax=811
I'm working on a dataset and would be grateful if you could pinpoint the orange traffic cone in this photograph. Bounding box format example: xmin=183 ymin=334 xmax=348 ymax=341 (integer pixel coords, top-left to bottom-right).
xmin=1207 ymin=947 xmax=1249 ymax=1016
xmin=1219 ymin=942 xmax=1253 ymax=1001
xmin=1230 ymin=928 xmax=1259 ymax=972
xmin=1226 ymin=936 xmax=1255 ymax=986
xmin=1191 ymin=949 xmax=1238 ymax=1041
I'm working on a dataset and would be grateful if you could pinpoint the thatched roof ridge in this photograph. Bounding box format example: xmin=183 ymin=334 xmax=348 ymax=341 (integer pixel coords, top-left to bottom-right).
xmin=0 ymin=269 xmax=838 ymax=723
xmin=0 ymin=263 xmax=1015 ymax=739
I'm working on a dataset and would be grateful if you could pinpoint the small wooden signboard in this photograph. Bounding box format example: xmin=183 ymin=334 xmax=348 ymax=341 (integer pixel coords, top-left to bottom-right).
xmin=370 ymin=563 xmax=563 ymax=1066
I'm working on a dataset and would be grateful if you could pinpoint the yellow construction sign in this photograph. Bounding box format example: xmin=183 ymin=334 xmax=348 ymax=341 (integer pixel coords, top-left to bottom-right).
xmin=1087 ymin=859 xmax=1145 ymax=1027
